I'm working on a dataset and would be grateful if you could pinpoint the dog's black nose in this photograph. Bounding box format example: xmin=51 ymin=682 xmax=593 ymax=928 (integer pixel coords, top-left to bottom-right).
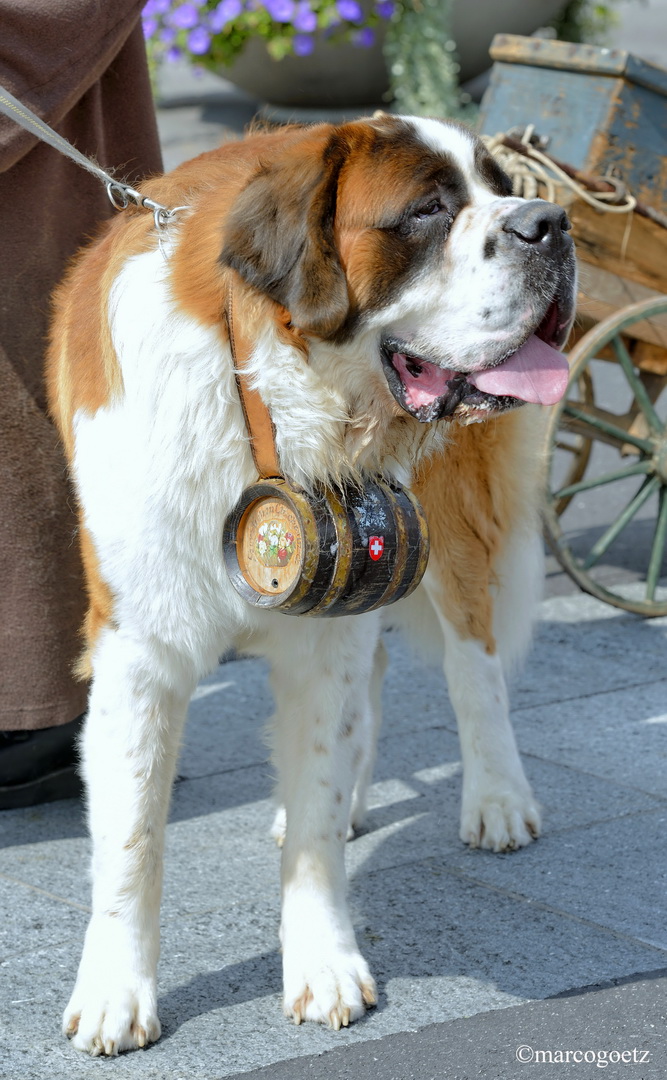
xmin=501 ymin=200 xmax=571 ymax=252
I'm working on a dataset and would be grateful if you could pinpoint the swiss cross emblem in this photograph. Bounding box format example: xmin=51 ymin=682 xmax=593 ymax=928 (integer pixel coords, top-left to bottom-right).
xmin=369 ymin=536 xmax=384 ymax=561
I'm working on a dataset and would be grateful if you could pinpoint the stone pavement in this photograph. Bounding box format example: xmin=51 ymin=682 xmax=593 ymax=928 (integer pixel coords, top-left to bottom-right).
xmin=2 ymin=590 xmax=666 ymax=1079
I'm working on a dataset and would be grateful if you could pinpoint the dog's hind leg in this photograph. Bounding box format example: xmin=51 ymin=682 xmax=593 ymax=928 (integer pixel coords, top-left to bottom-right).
xmin=425 ymin=566 xmax=542 ymax=853
xmin=349 ymin=636 xmax=387 ymax=834
xmin=62 ymin=628 xmax=195 ymax=1056
xmin=270 ymin=634 xmax=386 ymax=846
xmin=268 ymin=617 xmax=379 ymax=1029
xmin=415 ymin=409 xmax=544 ymax=853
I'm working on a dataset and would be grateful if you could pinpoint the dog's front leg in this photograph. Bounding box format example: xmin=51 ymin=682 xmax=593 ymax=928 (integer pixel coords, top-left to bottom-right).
xmin=63 ymin=629 xmax=194 ymax=1056
xmin=269 ymin=619 xmax=378 ymax=1029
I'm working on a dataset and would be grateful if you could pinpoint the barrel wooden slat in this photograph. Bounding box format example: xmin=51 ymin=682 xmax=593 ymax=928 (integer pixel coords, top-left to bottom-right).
xmin=222 ymin=477 xmax=430 ymax=617
xmin=326 ymin=481 xmax=397 ymax=616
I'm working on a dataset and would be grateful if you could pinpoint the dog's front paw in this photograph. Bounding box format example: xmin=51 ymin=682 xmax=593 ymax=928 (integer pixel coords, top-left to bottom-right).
xmin=63 ymin=917 xmax=160 ymax=1056
xmin=283 ymin=944 xmax=376 ymax=1029
xmin=63 ymin=983 xmax=160 ymax=1056
xmin=460 ymin=779 xmax=541 ymax=853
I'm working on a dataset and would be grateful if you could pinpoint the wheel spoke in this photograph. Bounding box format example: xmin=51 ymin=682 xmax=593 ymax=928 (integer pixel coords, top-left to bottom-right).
xmin=563 ymin=402 xmax=653 ymax=453
xmin=581 ymin=475 xmax=661 ymax=570
xmin=555 ymin=438 xmax=584 ymax=454
xmin=554 ymin=460 xmax=652 ymax=501
xmin=646 ymin=487 xmax=667 ymax=600
xmin=611 ymin=336 xmax=664 ymax=434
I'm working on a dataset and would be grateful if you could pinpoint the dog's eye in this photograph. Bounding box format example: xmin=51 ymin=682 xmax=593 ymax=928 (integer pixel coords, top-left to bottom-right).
xmin=414 ymin=200 xmax=443 ymax=219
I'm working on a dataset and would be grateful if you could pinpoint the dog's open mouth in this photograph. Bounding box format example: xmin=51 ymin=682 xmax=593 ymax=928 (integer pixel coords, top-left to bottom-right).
xmin=381 ymin=301 xmax=571 ymax=423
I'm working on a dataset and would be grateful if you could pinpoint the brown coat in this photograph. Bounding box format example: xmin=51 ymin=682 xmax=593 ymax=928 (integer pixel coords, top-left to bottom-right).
xmin=0 ymin=1 xmax=163 ymax=729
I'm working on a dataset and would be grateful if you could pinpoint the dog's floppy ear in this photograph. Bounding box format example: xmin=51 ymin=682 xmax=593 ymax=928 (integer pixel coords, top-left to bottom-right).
xmin=220 ymin=131 xmax=349 ymax=336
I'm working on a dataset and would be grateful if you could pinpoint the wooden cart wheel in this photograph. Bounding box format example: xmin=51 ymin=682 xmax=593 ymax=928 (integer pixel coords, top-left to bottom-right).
xmin=551 ymin=367 xmax=594 ymax=516
xmin=544 ymin=295 xmax=667 ymax=616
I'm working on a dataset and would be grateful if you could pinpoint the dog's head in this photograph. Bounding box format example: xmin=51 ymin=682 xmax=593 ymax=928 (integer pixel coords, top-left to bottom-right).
xmin=220 ymin=115 xmax=576 ymax=426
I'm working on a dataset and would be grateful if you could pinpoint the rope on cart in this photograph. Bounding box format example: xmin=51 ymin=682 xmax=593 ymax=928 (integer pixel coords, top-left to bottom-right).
xmin=482 ymin=126 xmax=639 ymax=215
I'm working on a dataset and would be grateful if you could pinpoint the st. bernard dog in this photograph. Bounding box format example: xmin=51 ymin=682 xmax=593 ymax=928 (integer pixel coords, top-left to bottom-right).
xmin=47 ymin=114 xmax=575 ymax=1055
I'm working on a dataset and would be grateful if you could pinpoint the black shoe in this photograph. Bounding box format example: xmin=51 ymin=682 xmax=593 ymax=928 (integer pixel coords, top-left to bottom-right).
xmin=0 ymin=714 xmax=85 ymax=809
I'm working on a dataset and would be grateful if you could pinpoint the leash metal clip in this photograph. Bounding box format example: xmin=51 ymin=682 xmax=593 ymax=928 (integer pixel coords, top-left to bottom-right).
xmin=0 ymin=82 xmax=189 ymax=231
xmin=106 ymin=181 xmax=189 ymax=230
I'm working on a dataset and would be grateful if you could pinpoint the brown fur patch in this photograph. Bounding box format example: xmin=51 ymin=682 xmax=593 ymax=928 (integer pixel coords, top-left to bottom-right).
xmin=73 ymin=525 xmax=116 ymax=680
xmin=46 ymin=215 xmax=156 ymax=457
xmin=415 ymin=408 xmax=546 ymax=651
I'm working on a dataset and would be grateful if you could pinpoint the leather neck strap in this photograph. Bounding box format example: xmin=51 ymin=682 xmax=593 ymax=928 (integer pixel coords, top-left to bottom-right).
xmin=226 ymin=283 xmax=281 ymax=480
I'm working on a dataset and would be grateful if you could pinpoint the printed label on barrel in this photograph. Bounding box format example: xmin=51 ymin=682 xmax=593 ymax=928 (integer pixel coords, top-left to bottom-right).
xmin=240 ymin=497 xmax=303 ymax=596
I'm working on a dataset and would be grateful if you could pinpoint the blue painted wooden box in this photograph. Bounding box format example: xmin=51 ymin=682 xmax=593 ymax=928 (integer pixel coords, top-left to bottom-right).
xmin=479 ymin=34 xmax=667 ymax=215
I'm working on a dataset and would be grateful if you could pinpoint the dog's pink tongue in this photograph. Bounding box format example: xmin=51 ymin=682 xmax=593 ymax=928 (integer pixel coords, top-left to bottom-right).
xmin=469 ymin=335 xmax=569 ymax=405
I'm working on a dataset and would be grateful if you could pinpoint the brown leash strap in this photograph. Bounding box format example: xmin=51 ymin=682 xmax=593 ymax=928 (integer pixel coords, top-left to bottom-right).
xmin=226 ymin=284 xmax=281 ymax=479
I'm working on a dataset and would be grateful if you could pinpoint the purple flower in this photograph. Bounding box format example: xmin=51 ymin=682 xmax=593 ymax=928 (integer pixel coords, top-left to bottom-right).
xmin=337 ymin=0 xmax=363 ymax=22
xmin=354 ymin=26 xmax=374 ymax=46
xmin=293 ymin=32 xmax=315 ymax=55
xmin=166 ymin=45 xmax=183 ymax=61
xmin=209 ymin=0 xmax=242 ymax=30
xmin=375 ymin=0 xmax=394 ymax=17
xmin=188 ymin=25 xmax=212 ymax=53
xmin=293 ymin=2 xmax=316 ymax=32
xmin=169 ymin=3 xmax=200 ymax=29
xmin=142 ymin=15 xmax=158 ymax=37
xmin=263 ymin=0 xmax=295 ymax=23
xmin=143 ymin=0 xmax=171 ymax=15
xmin=160 ymin=25 xmax=177 ymax=42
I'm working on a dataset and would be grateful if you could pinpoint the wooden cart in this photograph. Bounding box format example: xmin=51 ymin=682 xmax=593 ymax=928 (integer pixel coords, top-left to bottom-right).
xmin=479 ymin=35 xmax=667 ymax=615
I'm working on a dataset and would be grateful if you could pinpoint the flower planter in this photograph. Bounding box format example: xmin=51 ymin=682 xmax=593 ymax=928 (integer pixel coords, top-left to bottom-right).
xmin=223 ymin=0 xmax=567 ymax=108
xmin=225 ymin=31 xmax=389 ymax=107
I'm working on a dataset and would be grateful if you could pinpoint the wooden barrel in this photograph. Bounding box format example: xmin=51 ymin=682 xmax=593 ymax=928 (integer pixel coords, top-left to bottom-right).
xmin=222 ymin=477 xmax=429 ymax=617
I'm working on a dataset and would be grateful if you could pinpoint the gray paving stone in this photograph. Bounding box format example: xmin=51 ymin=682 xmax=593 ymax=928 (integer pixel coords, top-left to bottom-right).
xmin=351 ymin=859 xmax=667 ymax=1003
xmin=178 ymin=658 xmax=273 ymax=780
xmin=0 ymin=875 xmax=86 ymax=963
xmin=0 ymin=796 xmax=87 ymax=850
xmin=513 ymin=607 xmax=667 ymax=713
xmin=511 ymin=678 xmax=667 ymax=798
xmin=445 ymin=810 xmax=667 ymax=953
xmin=0 ymin=835 xmax=91 ymax=912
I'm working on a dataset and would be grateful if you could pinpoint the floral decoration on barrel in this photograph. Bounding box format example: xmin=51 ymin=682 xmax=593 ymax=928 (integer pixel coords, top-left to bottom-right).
xmin=257 ymin=521 xmax=297 ymax=568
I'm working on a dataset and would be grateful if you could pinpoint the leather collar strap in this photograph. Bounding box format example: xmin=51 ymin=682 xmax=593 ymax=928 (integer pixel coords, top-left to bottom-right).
xmin=226 ymin=284 xmax=281 ymax=479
